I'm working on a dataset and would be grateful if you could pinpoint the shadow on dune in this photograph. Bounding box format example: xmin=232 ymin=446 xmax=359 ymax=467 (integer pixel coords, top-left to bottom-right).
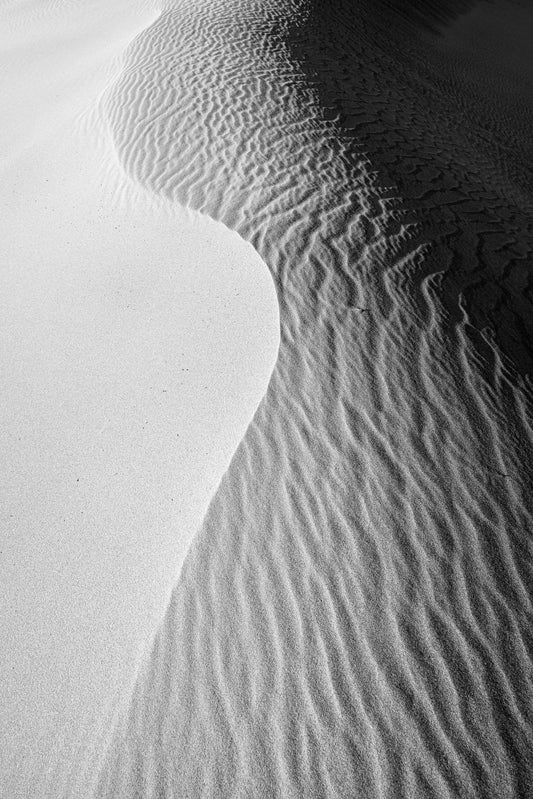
xmin=372 ymin=0 xmax=483 ymax=33
xmin=292 ymin=0 xmax=533 ymax=380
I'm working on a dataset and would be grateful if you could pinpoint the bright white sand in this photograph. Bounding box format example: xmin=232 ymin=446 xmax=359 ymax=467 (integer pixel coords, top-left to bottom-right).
xmin=0 ymin=1 xmax=279 ymax=795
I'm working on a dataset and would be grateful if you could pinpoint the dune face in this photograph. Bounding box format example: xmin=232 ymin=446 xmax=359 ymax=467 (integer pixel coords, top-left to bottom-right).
xmin=0 ymin=2 xmax=278 ymax=797
xmin=92 ymin=1 xmax=533 ymax=798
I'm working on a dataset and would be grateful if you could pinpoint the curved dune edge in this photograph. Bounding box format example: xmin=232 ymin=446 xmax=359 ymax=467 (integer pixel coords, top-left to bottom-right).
xmin=0 ymin=3 xmax=279 ymax=797
xmin=93 ymin=1 xmax=533 ymax=798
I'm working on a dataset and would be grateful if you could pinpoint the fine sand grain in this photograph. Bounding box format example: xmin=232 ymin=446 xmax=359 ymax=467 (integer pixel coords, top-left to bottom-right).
xmin=0 ymin=2 xmax=278 ymax=796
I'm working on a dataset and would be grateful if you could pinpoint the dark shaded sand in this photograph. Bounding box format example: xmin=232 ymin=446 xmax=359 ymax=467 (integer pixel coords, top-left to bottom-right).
xmin=371 ymin=0 xmax=488 ymax=33
xmin=293 ymin=0 xmax=533 ymax=379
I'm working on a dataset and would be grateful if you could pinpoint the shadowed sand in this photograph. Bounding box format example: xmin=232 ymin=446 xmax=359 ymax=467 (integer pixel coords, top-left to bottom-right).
xmin=93 ymin=1 xmax=533 ymax=798
xmin=293 ymin=0 xmax=533 ymax=377
xmin=369 ymin=0 xmax=482 ymax=33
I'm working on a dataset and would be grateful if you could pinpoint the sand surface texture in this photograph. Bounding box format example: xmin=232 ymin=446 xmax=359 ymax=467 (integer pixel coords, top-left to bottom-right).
xmin=2 ymin=0 xmax=533 ymax=796
xmin=93 ymin=0 xmax=533 ymax=797
xmin=0 ymin=1 xmax=278 ymax=796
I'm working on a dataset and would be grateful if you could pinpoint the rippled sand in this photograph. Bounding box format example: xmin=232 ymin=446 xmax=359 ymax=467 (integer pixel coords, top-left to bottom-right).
xmin=4 ymin=0 xmax=533 ymax=796
xmin=91 ymin=0 xmax=533 ymax=797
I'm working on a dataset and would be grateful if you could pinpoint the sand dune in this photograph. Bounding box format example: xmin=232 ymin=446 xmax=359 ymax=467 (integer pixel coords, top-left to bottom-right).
xmin=0 ymin=2 xmax=278 ymax=796
xmin=93 ymin=1 xmax=533 ymax=797
xmin=2 ymin=0 xmax=533 ymax=796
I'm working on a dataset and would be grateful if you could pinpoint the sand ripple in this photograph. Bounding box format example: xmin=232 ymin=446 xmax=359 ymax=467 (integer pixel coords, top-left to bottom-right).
xmin=95 ymin=0 xmax=533 ymax=796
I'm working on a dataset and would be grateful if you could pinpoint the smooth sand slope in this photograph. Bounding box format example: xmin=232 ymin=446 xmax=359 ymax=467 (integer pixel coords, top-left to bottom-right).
xmin=0 ymin=2 xmax=278 ymax=796
xmin=94 ymin=1 xmax=533 ymax=798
